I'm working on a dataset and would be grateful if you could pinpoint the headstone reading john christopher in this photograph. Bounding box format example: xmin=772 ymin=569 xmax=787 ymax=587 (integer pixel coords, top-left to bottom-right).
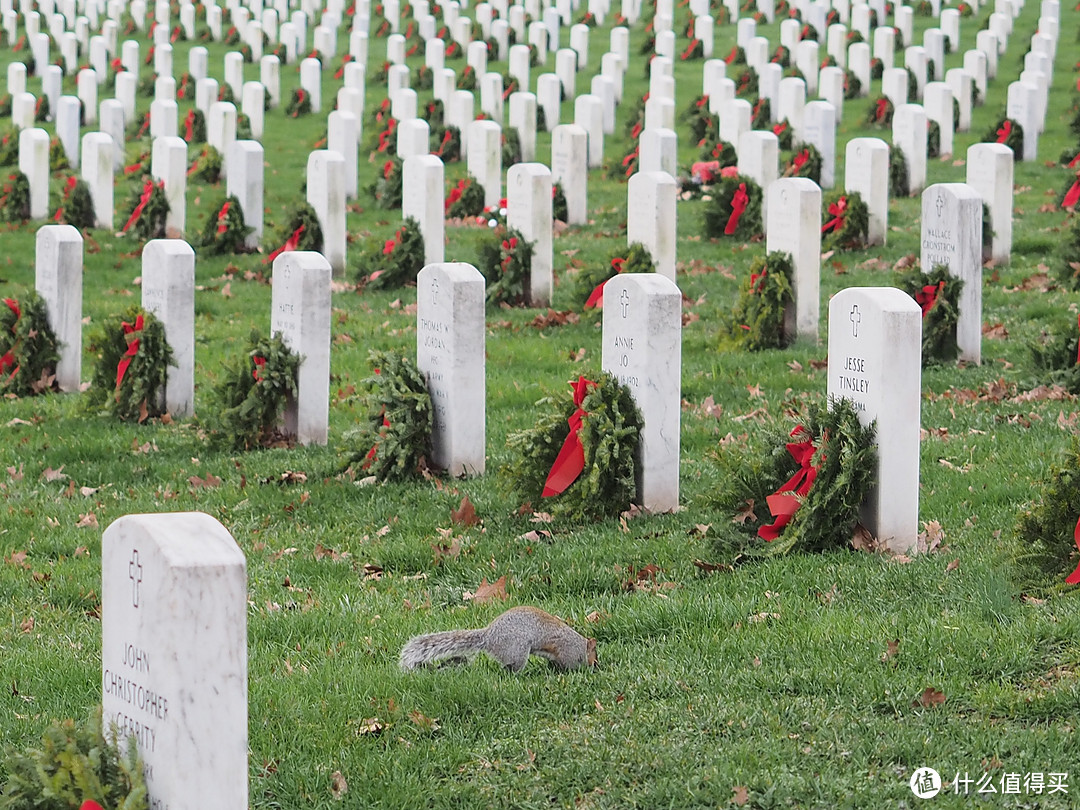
xmin=416 ymin=263 xmax=486 ymax=477
xmin=102 ymin=511 xmax=247 ymax=810
xmin=600 ymin=273 xmax=682 ymax=513
xmin=826 ymin=289 xmax=921 ymax=554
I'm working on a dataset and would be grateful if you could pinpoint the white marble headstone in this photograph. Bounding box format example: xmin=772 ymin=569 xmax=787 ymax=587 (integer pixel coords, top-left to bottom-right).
xmin=34 ymin=224 xmax=82 ymax=392
xmin=102 ymin=512 xmax=247 ymax=810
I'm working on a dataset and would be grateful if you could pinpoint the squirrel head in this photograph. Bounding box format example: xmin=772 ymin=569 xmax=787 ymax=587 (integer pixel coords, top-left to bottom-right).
xmin=586 ymin=637 xmax=598 ymax=668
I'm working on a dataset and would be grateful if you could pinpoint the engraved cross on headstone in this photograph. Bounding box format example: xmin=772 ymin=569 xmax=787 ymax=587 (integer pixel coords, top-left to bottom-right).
xmin=129 ymin=548 xmax=143 ymax=608
xmin=935 ymin=193 xmax=944 ymax=218
xmin=430 ymin=277 xmax=439 ymax=306
xmin=850 ymin=304 xmax=861 ymax=337
xmin=620 ymin=289 xmax=630 ymax=318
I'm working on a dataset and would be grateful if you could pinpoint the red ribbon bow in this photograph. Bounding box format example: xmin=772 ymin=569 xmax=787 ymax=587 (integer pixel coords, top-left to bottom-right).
xmin=680 ymin=38 xmax=700 ymax=60
xmin=542 ymin=377 xmax=597 ymax=497
xmin=215 ymin=200 xmax=231 ymax=235
xmin=793 ymin=149 xmax=809 ymax=171
xmin=1066 ymin=516 xmax=1080 ymax=585
xmin=725 ymin=183 xmax=749 ymax=235
xmin=585 ymin=258 xmax=626 ymax=309
xmin=1 ymin=297 xmax=20 ymax=380
xmin=914 ymin=280 xmax=946 ymax=317
xmin=875 ymin=97 xmax=888 ymax=122
xmin=749 ymin=267 xmax=767 ymax=294
xmin=1069 ymin=152 xmax=1080 ymax=169
xmin=1063 ymin=173 xmax=1080 ymax=209
xmin=252 ymin=355 xmax=266 ymax=382
xmin=184 ymin=108 xmax=195 ymax=141
xmin=115 ymin=314 xmax=144 ymax=389
xmin=363 ymin=410 xmax=392 ymax=469
xmin=996 ymin=120 xmax=1011 ymax=144
xmin=724 ymin=45 xmax=738 ymax=64
xmin=268 ymin=224 xmax=306 ymax=263
xmin=121 ymin=179 xmax=157 ymax=233
xmin=821 ymin=196 xmax=848 ymax=234
xmin=773 ymin=121 xmax=787 ymax=138
xmin=53 ymin=176 xmax=78 ymax=222
xmin=757 ymin=426 xmax=822 ymax=541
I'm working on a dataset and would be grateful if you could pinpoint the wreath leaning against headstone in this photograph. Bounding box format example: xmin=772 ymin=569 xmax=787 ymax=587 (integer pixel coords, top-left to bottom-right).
xmin=0 ymin=291 xmax=60 ymax=396
xmin=340 ymin=350 xmax=434 ymax=483
xmin=897 ymin=264 xmax=963 ymax=365
xmin=198 ymin=194 xmax=252 ymax=255
xmin=479 ymin=225 xmax=534 ymax=306
xmin=703 ymin=173 xmax=764 ymax=240
xmin=86 ymin=306 xmax=174 ymax=422
xmin=1012 ymin=441 xmax=1080 ymax=594
xmin=723 ymin=251 xmax=795 ymax=351
xmin=212 ymin=329 xmax=300 ymax=450
xmin=355 ymin=217 xmax=425 ymax=289
xmin=820 ymin=190 xmax=870 ymax=252
xmin=575 ymin=242 xmax=656 ymax=310
xmin=501 ymin=371 xmax=643 ymax=522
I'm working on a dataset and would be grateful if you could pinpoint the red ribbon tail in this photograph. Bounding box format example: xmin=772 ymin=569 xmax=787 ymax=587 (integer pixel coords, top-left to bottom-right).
xmin=115 ymin=355 xmax=133 ymax=389
xmin=541 ymin=418 xmax=586 ymax=497
xmin=1067 ymin=516 xmax=1080 ymax=584
xmin=756 ymin=493 xmax=801 ymax=541
xmin=1064 ymin=180 xmax=1080 ymax=209
xmin=584 ymin=280 xmax=606 ymax=309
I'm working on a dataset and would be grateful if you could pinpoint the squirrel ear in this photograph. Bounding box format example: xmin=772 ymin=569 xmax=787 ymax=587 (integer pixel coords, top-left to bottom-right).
xmin=586 ymin=637 xmax=598 ymax=667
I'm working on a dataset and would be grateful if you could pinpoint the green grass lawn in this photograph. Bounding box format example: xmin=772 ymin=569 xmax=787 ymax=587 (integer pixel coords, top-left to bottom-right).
xmin=2 ymin=1 xmax=1080 ymax=808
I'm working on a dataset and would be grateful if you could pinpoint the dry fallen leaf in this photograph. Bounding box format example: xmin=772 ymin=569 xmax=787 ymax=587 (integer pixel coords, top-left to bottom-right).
xmin=450 ymin=495 xmax=480 ymax=527
xmin=408 ymin=710 xmax=440 ymax=731
xmin=19 ymin=617 xmax=33 ymax=633
xmin=912 ymin=687 xmax=946 ymax=708
xmin=76 ymin=512 xmax=98 ymax=528
xmin=41 ymin=466 xmax=66 ymax=482
xmin=329 ymin=771 xmax=347 ymax=800
xmin=945 ymin=558 xmax=960 ymax=573
xmin=733 ymin=786 xmax=750 ymax=806
xmin=851 ymin=523 xmax=877 ymax=553
xmin=881 ymin=639 xmax=899 ymax=663
xmin=732 ymin=499 xmax=757 ymax=525
xmin=431 ymin=535 xmax=462 ymax=562
xmin=355 ymin=718 xmax=385 ymax=736
xmin=463 ymin=575 xmax=508 ymax=603
xmin=189 ymin=473 xmax=222 ymax=488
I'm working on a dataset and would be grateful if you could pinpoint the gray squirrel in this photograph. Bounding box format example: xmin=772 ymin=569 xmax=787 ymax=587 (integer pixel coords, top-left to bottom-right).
xmin=399 ymin=606 xmax=598 ymax=672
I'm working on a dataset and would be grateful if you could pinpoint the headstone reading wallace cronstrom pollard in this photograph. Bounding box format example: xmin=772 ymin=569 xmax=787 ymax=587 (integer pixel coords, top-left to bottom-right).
xmin=102 ymin=512 xmax=247 ymax=810
xmin=827 ymin=288 xmax=922 ymax=554
xmin=920 ymin=183 xmax=982 ymax=365
xmin=601 ymin=273 xmax=682 ymax=513
xmin=416 ymin=263 xmax=486 ymax=476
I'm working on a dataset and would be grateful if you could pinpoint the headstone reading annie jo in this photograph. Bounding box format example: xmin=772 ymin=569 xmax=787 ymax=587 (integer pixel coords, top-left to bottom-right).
xmin=102 ymin=511 xmax=247 ymax=810
xmin=601 ymin=273 xmax=682 ymax=513
xmin=416 ymin=263 xmax=486 ymax=477
xmin=827 ymin=288 xmax=921 ymax=553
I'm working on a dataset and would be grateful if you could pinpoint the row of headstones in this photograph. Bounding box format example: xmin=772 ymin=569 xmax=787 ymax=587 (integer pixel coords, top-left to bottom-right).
xmin=91 ymin=281 xmax=931 ymax=810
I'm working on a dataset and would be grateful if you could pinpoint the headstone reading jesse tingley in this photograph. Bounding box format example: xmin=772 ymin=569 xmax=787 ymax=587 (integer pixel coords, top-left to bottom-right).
xmin=102 ymin=512 xmax=247 ymax=810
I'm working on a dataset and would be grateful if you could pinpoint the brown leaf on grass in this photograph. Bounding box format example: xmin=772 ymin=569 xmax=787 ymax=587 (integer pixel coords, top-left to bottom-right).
xmin=1021 ymin=594 xmax=1046 ymax=606
xmin=787 ymin=360 xmax=803 ymax=372
xmin=5 ymin=550 xmax=27 ymax=567
xmin=585 ymin=611 xmax=606 ymax=623
xmin=355 ymin=717 xmax=386 ymax=736
xmin=693 ymin=559 xmax=733 ymax=574
xmin=431 ymin=535 xmax=462 ymax=562
xmin=137 ymin=399 xmax=149 ymax=424
xmin=1013 ymin=384 xmax=1071 ymax=403
xmin=688 ymin=523 xmax=712 ymax=537
xmin=917 ymin=520 xmax=944 ymax=553
xmin=62 ymin=480 xmax=75 ymax=498
xmin=221 ymin=281 xmax=233 ymax=298
xmin=530 ymin=309 xmax=579 ymax=329
xmin=851 ymin=524 xmax=877 ymax=552
xmin=189 ymin=473 xmax=222 ymax=488
xmin=732 ymin=499 xmax=757 ymax=525
xmin=749 ymin=611 xmax=780 ymax=623
xmin=732 ymin=407 xmax=768 ymax=423
xmin=408 ymin=710 xmax=441 ymax=731
xmin=132 ymin=440 xmax=157 ymax=454
xmin=79 ymin=485 xmax=99 ymax=497
xmin=463 ymin=575 xmax=508 ymax=603
xmin=881 ymin=639 xmax=899 ymax=662
xmin=733 ymin=786 xmax=750 ymax=806
xmin=19 ymin=617 xmax=33 ymax=633
xmin=1003 ymin=272 xmax=1055 ymax=293
xmin=313 ymin=544 xmax=345 ymax=561
xmin=41 ymin=466 xmax=66 ymax=482
xmin=515 ymin=529 xmax=553 ymax=542
xmin=329 ymin=771 xmax=347 ymax=800
xmin=5 ymin=418 xmax=34 ymax=427
xmin=718 ymin=432 xmax=749 ymax=446
xmin=946 ymin=558 xmax=960 ymax=573
xmin=76 ymin=512 xmax=98 ymax=528
xmin=982 ymin=323 xmax=1009 ymax=340
xmin=893 ymin=254 xmax=917 ymax=271
xmin=450 ymin=495 xmax=480 ymax=527
xmin=73 ymin=546 xmax=88 ymax=557
xmin=530 ymin=511 xmax=553 ymax=523
xmin=6 ymin=465 xmax=23 ymax=481
xmin=912 ymin=687 xmax=946 ymax=708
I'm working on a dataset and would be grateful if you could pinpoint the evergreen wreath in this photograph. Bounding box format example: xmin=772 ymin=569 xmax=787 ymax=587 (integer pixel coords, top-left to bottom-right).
xmin=820 ymin=190 xmax=870 ymax=252
xmin=703 ymin=173 xmax=763 ymax=240
xmin=843 ymin=69 xmax=862 ymax=100
xmin=1028 ymin=317 xmax=1080 ymax=394
xmin=341 ymin=350 xmax=433 ymax=483
xmin=864 ymin=95 xmax=894 ymax=128
xmin=370 ymin=156 xmax=403 ymax=209
xmin=181 ymin=107 xmax=207 ymax=143
xmin=0 ymin=127 xmax=19 ymax=165
xmin=1012 ymin=441 xmax=1080 ymax=593
xmin=1056 ymin=214 xmax=1080 ymax=290
xmin=898 ymin=264 xmax=963 ymax=365
xmin=721 ymin=44 xmax=746 ymax=65
xmin=553 ymin=182 xmax=569 ymax=223
xmin=122 ymin=150 xmax=152 ymax=178
xmin=212 ymin=329 xmax=300 ymax=450
xmin=0 ymin=292 xmax=60 ymax=396
xmin=52 ymin=176 xmax=95 ymax=230
xmin=413 ymin=63 xmax=434 ymax=89
xmin=0 ymin=95 xmax=10 ymax=119
xmin=456 ymin=64 xmax=477 ymax=90
xmin=35 ymin=95 xmax=50 ymax=123
xmin=422 ymin=98 xmax=445 ymax=130
xmin=120 ymin=177 xmax=169 ymax=240
xmin=1059 ymin=147 xmax=1080 ymax=170
xmin=86 ymin=306 xmax=174 ymax=422
xmin=927 ymin=120 xmax=941 ymax=158
xmin=374 ymin=118 xmax=399 ymax=155
xmin=432 ymin=125 xmax=461 ymax=161
xmin=445 ymin=177 xmax=485 ymax=219
xmin=236 ymin=113 xmax=253 ymax=140
xmin=1058 ymin=170 xmax=1080 ymax=210
xmin=355 ymin=217 xmax=425 ymax=288
xmin=502 ymin=128 xmax=522 ymax=166
xmin=983 ymin=116 xmax=1024 ymax=159
xmin=575 ymin=242 xmax=656 ymax=310
xmin=48 ymin=137 xmax=68 ymax=172
xmin=0 ymin=171 xmax=29 ymax=222
xmin=735 ymin=67 xmax=759 ymax=99
xmin=0 ymin=706 xmax=148 ymax=810
xmin=501 ymin=371 xmax=643 ymax=522
xmin=198 ymin=194 xmax=252 ymax=255
xmin=771 ymin=119 xmax=794 ymax=150
xmin=783 ymin=145 xmax=822 ymax=184
xmin=709 ymin=398 xmax=877 ymax=558
xmin=611 ymin=142 xmax=640 ymax=179
xmin=285 ymin=87 xmax=313 ymax=117
xmin=889 ymin=147 xmax=909 ymax=197
xmin=479 ymin=226 xmax=534 ymax=306
xmin=870 ymin=58 xmax=884 ymax=80
xmin=680 ymin=38 xmax=704 ymax=61
xmin=697 ymin=135 xmax=737 ymax=168
xmin=187 ymin=144 xmax=222 ymax=184
xmin=723 ymin=251 xmax=794 ymax=351
xmin=266 ymin=203 xmax=323 ymax=264
xmin=751 ymin=97 xmax=771 ymax=129
xmin=770 ymin=44 xmax=791 ymax=68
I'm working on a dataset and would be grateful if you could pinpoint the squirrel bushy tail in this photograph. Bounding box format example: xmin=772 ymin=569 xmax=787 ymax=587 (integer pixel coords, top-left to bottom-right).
xmin=399 ymin=628 xmax=487 ymax=670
